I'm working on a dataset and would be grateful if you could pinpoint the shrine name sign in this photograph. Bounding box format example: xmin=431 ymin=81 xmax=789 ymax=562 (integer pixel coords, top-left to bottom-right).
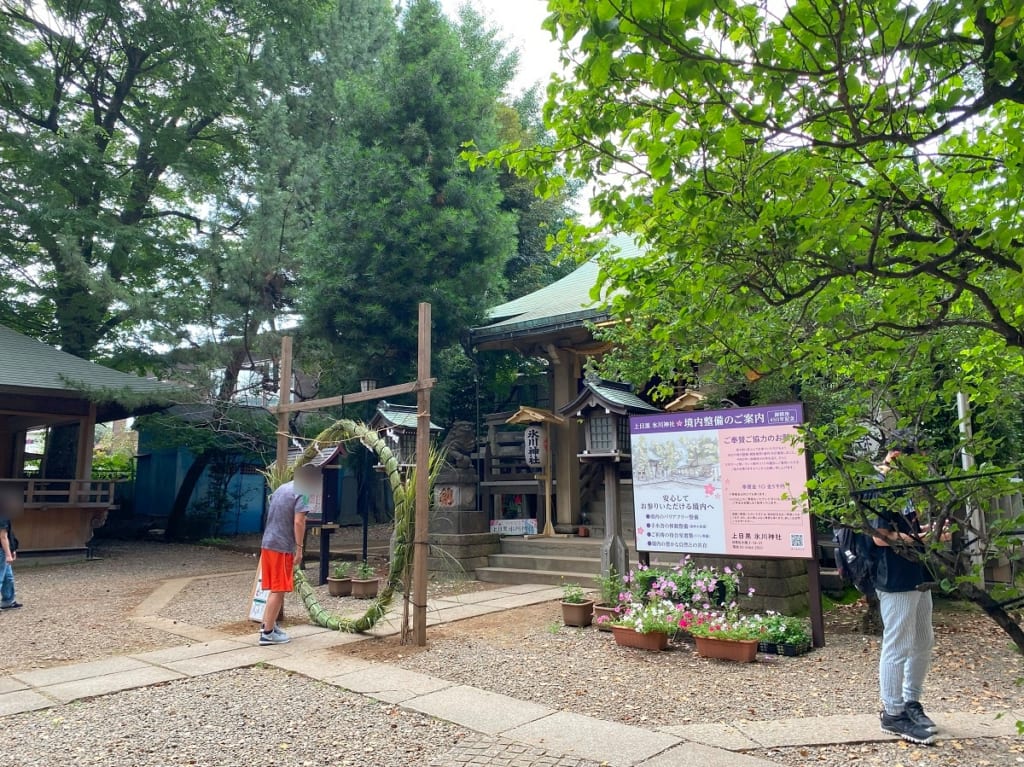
xmin=629 ymin=403 xmax=813 ymax=559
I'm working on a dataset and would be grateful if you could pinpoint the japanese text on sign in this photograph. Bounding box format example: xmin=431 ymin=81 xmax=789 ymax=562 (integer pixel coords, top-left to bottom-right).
xmin=629 ymin=403 xmax=813 ymax=559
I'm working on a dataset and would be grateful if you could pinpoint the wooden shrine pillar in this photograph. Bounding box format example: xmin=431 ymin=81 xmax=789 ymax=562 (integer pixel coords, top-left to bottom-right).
xmin=549 ymin=347 xmax=581 ymax=526
xmin=75 ymin=404 xmax=97 ymax=483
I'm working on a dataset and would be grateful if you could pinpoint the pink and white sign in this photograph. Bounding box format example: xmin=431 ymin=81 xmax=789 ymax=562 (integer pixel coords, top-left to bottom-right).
xmin=630 ymin=404 xmax=813 ymax=558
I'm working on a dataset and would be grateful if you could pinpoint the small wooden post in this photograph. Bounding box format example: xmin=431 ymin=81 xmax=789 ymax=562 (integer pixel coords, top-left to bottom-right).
xmin=413 ymin=302 xmax=432 ymax=647
xmin=275 ymin=336 xmax=293 ymax=471
xmin=541 ymin=431 xmax=555 ymax=536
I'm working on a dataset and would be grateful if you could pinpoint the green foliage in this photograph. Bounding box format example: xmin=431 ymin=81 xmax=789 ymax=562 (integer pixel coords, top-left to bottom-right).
xmin=330 ymin=561 xmax=352 ymax=579
xmin=197 ymin=537 xmax=229 ymax=548
xmin=757 ymin=614 xmax=812 ymax=646
xmin=561 ymin=582 xmax=589 ymax=604
xmin=529 ymin=0 xmax=1024 ymax=650
xmin=91 ymin=451 xmax=134 ymax=478
xmin=0 ymin=0 xmax=323 ymax=358
xmin=293 ymin=418 xmax=445 ymax=634
xmin=595 ymin=566 xmax=626 ymax=606
xmin=355 ymin=560 xmax=376 ymax=580
xmin=300 ymin=0 xmax=518 ymax=383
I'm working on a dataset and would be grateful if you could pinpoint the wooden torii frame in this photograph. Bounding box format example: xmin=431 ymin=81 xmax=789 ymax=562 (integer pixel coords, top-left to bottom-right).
xmin=271 ymin=303 xmax=436 ymax=646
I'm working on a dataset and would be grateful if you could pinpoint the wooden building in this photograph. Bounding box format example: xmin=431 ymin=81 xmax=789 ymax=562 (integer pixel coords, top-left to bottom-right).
xmin=0 ymin=324 xmax=171 ymax=552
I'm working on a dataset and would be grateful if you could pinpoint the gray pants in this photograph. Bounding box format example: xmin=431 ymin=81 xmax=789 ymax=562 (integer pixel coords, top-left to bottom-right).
xmin=878 ymin=588 xmax=934 ymax=714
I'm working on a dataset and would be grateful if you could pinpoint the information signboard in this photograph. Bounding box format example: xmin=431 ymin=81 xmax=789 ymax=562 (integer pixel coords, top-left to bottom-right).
xmin=630 ymin=403 xmax=813 ymax=558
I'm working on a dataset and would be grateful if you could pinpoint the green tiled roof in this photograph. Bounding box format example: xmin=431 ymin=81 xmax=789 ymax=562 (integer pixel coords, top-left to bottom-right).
xmin=560 ymin=378 xmax=661 ymax=417
xmin=0 ymin=324 xmax=174 ymax=400
xmin=472 ymin=233 xmax=643 ymax=341
xmin=588 ymin=380 xmax=661 ymax=413
xmin=372 ymin=401 xmax=441 ymax=431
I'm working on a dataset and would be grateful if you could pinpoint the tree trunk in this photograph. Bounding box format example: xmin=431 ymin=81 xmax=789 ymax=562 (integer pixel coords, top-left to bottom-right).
xmin=42 ymin=423 xmax=80 ymax=479
xmin=164 ymin=452 xmax=213 ymax=541
xmin=956 ymin=581 xmax=1024 ymax=653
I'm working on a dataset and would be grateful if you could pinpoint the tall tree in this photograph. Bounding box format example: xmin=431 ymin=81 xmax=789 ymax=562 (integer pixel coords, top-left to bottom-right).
xmin=0 ymin=0 xmax=317 ymax=356
xmin=502 ymin=1 xmax=1024 ymax=647
xmin=300 ymin=0 xmax=517 ymax=383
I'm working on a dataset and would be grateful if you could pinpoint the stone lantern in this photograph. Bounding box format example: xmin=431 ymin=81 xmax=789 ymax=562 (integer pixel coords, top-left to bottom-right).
xmin=560 ymin=377 xmax=660 ymax=577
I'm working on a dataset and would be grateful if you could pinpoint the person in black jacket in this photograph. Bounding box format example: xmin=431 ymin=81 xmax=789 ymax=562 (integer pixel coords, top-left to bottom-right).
xmin=871 ymin=443 xmax=948 ymax=745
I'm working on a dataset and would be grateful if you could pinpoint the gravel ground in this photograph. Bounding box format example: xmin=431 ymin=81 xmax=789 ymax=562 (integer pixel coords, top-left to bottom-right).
xmin=6 ymin=541 xmax=254 ymax=673
xmin=7 ymin=541 xmax=1024 ymax=766
xmin=382 ymin=600 xmax=1022 ymax=725
xmin=159 ymin=561 xmax=495 ymax=636
xmin=5 ymin=666 xmax=474 ymax=767
xmin=357 ymin=599 xmax=1024 ymax=766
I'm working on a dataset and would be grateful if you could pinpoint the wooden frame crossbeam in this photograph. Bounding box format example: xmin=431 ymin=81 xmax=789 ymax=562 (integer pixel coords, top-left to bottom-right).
xmin=271 ymin=303 xmax=434 ymax=646
xmin=270 ymin=379 xmax=436 ymax=415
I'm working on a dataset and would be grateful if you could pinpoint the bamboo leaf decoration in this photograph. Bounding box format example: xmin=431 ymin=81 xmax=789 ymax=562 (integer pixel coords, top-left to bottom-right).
xmin=288 ymin=418 xmax=439 ymax=633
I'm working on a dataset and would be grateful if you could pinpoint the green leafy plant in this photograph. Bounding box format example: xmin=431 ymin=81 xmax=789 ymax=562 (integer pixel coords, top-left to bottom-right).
xmin=355 ymin=560 xmax=376 ymax=580
xmin=758 ymin=613 xmax=811 ymax=646
xmin=595 ymin=567 xmax=626 ymax=607
xmin=612 ymin=599 xmax=681 ymax=635
xmin=561 ymin=582 xmax=589 ymax=604
xmin=683 ymin=611 xmax=766 ymax=642
xmin=626 ymin=559 xmax=750 ymax=610
xmin=331 ymin=561 xmax=352 ymax=579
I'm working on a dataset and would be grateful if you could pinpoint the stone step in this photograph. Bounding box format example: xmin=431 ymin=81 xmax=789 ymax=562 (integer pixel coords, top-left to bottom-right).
xmin=488 ymin=553 xmax=602 ymax=577
xmin=498 ymin=538 xmax=604 ymax=557
xmin=475 ymin=566 xmax=600 ymax=588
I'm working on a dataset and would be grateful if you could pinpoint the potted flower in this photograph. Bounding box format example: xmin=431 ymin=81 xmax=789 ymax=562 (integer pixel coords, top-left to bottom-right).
xmin=756 ymin=613 xmax=812 ymax=656
xmin=351 ymin=560 xmax=379 ymax=599
xmin=560 ymin=582 xmax=594 ymax=627
xmin=685 ymin=611 xmax=764 ymax=663
xmin=593 ymin=568 xmax=627 ymax=631
xmin=610 ymin=599 xmax=680 ymax=651
xmin=327 ymin=560 xmax=353 ymax=597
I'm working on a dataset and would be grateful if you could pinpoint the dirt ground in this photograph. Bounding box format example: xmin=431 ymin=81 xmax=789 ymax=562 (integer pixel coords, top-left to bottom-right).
xmin=8 ymin=539 xmax=1023 ymax=765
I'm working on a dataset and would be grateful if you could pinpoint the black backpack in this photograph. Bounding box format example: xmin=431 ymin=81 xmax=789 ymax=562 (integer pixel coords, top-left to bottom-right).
xmin=834 ymin=526 xmax=876 ymax=597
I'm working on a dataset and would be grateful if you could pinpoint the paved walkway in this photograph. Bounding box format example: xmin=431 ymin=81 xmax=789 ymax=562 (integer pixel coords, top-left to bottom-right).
xmin=0 ymin=582 xmax=1018 ymax=767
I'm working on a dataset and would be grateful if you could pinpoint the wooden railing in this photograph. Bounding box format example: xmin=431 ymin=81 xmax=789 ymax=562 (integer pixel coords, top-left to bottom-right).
xmin=21 ymin=479 xmax=116 ymax=507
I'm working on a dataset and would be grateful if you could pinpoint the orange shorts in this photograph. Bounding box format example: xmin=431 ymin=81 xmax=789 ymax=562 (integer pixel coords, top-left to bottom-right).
xmin=260 ymin=549 xmax=295 ymax=592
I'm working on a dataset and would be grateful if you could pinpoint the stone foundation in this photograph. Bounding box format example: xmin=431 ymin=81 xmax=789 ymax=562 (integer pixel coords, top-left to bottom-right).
xmin=654 ymin=553 xmax=811 ymax=615
xmin=428 ymin=532 xmax=500 ymax=576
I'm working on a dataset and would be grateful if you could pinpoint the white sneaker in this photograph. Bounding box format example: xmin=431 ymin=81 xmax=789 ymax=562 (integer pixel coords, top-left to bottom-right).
xmin=258 ymin=625 xmax=290 ymax=645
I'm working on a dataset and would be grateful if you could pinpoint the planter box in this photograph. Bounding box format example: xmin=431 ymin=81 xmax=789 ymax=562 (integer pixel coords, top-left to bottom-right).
xmin=561 ymin=600 xmax=594 ymax=627
xmin=327 ymin=577 xmax=352 ymax=597
xmin=351 ymin=578 xmax=379 ymax=599
xmin=695 ymin=636 xmax=759 ymax=662
xmin=757 ymin=640 xmax=811 ymax=657
xmin=611 ymin=625 xmax=669 ymax=651
xmin=593 ymin=604 xmax=619 ymax=632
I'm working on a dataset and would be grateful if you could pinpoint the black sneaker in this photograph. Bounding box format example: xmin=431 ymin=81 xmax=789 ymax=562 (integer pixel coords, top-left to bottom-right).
xmin=880 ymin=710 xmax=936 ymax=745
xmin=905 ymin=701 xmax=937 ymax=732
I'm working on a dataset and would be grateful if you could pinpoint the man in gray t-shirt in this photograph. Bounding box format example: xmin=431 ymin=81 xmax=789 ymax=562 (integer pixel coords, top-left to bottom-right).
xmin=258 ymin=464 xmax=315 ymax=645
xmin=262 ymin=481 xmax=309 ymax=554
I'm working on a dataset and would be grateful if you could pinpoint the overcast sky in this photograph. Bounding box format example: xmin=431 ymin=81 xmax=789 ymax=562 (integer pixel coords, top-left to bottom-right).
xmin=436 ymin=0 xmax=564 ymax=97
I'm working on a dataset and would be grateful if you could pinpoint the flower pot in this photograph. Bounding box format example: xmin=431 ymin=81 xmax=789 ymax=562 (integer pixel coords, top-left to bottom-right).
xmin=327 ymin=577 xmax=352 ymax=598
xmin=561 ymin=599 xmax=594 ymax=627
xmin=593 ymin=604 xmax=618 ymax=632
xmin=351 ymin=578 xmax=379 ymax=599
xmin=611 ymin=625 xmax=669 ymax=651
xmin=757 ymin=640 xmax=811 ymax=657
xmin=695 ymin=635 xmax=759 ymax=662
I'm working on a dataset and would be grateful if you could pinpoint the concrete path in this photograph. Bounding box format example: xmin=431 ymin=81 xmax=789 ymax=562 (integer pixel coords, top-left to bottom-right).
xmin=0 ymin=581 xmax=1018 ymax=767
